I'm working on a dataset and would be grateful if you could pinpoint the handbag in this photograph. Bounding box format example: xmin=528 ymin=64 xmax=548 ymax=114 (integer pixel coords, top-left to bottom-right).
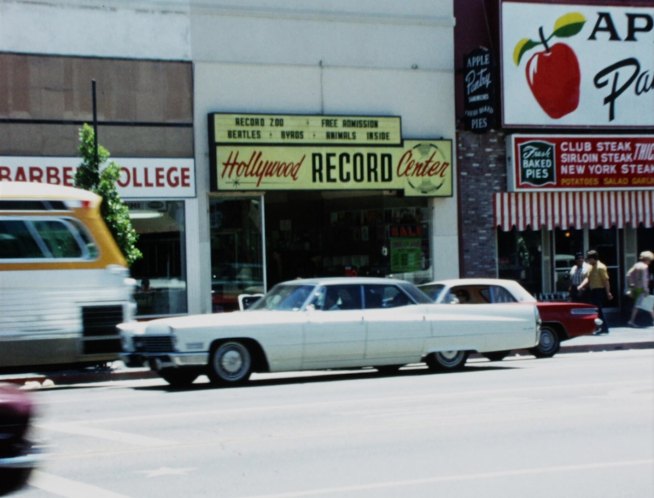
xmin=636 ymin=294 xmax=654 ymax=312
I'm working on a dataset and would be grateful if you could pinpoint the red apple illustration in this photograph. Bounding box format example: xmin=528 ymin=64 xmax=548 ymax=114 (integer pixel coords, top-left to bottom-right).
xmin=526 ymin=42 xmax=580 ymax=118
xmin=514 ymin=13 xmax=586 ymax=119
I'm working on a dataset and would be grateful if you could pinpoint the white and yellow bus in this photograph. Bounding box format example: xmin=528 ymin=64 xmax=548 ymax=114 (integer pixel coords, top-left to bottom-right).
xmin=0 ymin=181 xmax=135 ymax=371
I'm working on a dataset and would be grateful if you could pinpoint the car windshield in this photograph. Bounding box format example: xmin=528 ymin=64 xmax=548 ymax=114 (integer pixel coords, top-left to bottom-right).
xmin=250 ymin=283 xmax=316 ymax=311
xmin=417 ymin=283 xmax=446 ymax=302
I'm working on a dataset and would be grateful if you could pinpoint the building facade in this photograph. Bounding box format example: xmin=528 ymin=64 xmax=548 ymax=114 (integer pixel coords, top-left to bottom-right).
xmin=0 ymin=0 xmax=458 ymax=316
xmin=454 ymin=0 xmax=654 ymax=311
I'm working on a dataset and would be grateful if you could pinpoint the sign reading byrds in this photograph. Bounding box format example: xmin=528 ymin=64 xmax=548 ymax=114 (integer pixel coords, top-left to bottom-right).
xmin=463 ymin=47 xmax=496 ymax=133
xmin=517 ymin=141 xmax=556 ymax=187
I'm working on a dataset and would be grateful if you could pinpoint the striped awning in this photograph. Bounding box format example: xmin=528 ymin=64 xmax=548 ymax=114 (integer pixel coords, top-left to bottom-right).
xmin=493 ymin=190 xmax=654 ymax=231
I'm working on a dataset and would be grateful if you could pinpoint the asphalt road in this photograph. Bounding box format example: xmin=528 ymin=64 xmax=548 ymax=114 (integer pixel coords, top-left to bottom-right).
xmin=12 ymin=348 xmax=654 ymax=498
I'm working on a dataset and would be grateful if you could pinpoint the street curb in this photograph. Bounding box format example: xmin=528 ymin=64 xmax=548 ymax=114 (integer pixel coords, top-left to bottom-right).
xmin=558 ymin=341 xmax=654 ymax=354
xmin=3 ymin=341 xmax=653 ymax=387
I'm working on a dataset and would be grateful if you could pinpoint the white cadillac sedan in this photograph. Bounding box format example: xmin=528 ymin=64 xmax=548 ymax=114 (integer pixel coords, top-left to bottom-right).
xmin=119 ymin=277 xmax=540 ymax=387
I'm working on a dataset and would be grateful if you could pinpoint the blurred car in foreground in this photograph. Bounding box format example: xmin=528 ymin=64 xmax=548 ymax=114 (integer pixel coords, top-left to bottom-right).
xmin=119 ymin=277 xmax=540 ymax=387
xmin=418 ymin=278 xmax=602 ymax=359
xmin=0 ymin=384 xmax=38 ymax=496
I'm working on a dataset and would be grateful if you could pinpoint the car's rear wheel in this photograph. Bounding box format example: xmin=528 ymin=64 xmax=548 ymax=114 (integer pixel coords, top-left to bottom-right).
xmin=159 ymin=368 xmax=199 ymax=387
xmin=483 ymin=351 xmax=510 ymax=362
xmin=208 ymin=341 xmax=252 ymax=386
xmin=530 ymin=325 xmax=560 ymax=358
xmin=426 ymin=351 xmax=468 ymax=371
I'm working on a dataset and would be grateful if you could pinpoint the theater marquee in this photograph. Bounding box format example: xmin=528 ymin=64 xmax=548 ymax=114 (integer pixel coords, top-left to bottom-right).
xmin=209 ymin=113 xmax=452 ymax=197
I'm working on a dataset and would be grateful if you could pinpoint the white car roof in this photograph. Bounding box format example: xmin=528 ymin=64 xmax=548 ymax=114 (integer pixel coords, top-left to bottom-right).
xmin=420 ymin=278 xmax=537 ymax=303
xmin=280 ymin=276 xmax=412 ymax=286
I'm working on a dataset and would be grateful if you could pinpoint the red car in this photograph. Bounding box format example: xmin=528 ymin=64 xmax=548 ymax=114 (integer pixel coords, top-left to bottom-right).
xmin=0 ymin=384 xmax=38 ymax=496
xmin=418 ymin=278 xmax=602 ymax=359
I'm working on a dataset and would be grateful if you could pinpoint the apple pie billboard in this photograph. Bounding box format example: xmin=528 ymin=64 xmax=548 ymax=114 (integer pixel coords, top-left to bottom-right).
xmin=501 ymin=1 xmax=654 ymax=128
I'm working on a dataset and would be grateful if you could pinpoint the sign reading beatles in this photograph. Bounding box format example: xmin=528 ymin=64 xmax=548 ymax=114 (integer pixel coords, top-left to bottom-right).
xmin=463 ymin=47 xmax=496 ymax=133
xmin=501 ymin=2 xmax=654 ymax=128
xmin=209 ymin=114 xmax=453 ymax=197
xmin=211 ymin=113 xmax=402 ymax=145
xmin=509 ymin=135 xmax=654 ymax=191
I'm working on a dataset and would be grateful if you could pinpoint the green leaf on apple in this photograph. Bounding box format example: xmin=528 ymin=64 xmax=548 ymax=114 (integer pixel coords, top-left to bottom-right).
xmin=552 ymin=12 xmax=586 ymax=38
xmin=513 ymin=38 xmax=539 ymax=66
xmin=513 ymin=12 xmax=586 ymax=65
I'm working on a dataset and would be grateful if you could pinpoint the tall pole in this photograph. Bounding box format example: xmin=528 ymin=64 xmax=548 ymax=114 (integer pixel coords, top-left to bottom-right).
xmin=92 ymin=79 xmax=99 ymax=167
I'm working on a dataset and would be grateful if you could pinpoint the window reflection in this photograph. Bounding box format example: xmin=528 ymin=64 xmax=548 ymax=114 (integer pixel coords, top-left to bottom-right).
xmin=127 ymin=201 xmax=187 ymax=317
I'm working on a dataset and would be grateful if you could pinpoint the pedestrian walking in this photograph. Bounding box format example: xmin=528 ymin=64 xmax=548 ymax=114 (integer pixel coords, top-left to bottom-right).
xmin=577 ymin=249 xmax=612 ymax=334
xmin=626 ymin=250 xmax=654 ymax=327
xmin=568 ymin=252 xmax=590 ymax=302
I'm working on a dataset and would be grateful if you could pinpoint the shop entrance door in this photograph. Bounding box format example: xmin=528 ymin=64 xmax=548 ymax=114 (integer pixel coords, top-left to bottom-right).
xmin=589 ymin=228 xmax=620 ymax=308
xmin=553 ymin=227 xmax=620 ymax=306
xmin=209 ymin=196 xmax=266 ymax=312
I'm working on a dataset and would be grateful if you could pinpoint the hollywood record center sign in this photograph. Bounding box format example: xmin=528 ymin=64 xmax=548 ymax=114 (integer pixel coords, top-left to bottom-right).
xmin=209 ymin=113 xmax=453 ymax=197
xmin=501 ymin=2 xmax=654 ymax=128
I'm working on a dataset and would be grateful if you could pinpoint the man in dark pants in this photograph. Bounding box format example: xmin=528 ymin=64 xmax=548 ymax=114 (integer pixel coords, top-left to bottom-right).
xmin=568 ymin=252 xmax=590 ymax=302
xmin=577 ymin=249 xmax=612 ymax=334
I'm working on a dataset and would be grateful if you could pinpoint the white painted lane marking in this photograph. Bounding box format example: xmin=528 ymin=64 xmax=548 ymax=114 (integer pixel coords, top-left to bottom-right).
xmin=241 ymin=459 xmax=654 ymax=498
xmin=30 ymin=471 xmax=130 ymax=498
xmin=37 ymin=422 xmax=172 ymax=447
xmin=136 ymin=466 xmax=195 ymax=478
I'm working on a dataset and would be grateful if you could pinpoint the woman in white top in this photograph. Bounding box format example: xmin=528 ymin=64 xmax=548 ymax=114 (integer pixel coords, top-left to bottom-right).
xmin=626 ymin=250 xmax=654 ymax=327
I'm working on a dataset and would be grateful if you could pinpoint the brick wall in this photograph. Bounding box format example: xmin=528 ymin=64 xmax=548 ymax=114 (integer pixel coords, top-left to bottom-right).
xmin=457 ymin=129 xmax=507 ymax=277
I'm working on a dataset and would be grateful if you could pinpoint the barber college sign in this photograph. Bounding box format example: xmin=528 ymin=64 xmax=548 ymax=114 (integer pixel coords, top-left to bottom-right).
xmin=501 ymin=2 xmax=654 ymax=127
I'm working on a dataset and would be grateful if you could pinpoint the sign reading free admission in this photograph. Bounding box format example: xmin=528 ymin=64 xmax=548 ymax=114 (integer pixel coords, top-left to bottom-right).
xmin=501 ymin=2 xmax=654 ymax=128
xmin=508 ymin=135 xmax=654 ymax=191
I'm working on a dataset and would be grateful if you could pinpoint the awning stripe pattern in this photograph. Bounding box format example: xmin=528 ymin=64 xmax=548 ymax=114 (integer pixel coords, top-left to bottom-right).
xmin=493 ymin=190 xmax=654 ymax=231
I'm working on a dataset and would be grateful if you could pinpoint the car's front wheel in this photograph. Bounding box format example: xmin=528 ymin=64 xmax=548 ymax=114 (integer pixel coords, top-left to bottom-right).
xmin=530 ymin=325 xmax=561 ymax=358
xmin=159 ymin=368 xmax=199 ymax=387
xmin=426 ymin=351 xmax=468 ymax=371
xmin=208 ymin=341 xmax=252 ymax=386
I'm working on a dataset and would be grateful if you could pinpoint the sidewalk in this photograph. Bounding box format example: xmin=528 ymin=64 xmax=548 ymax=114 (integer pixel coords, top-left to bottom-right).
xmin=2 ymin=325 xmax=652 ymax=388
xmin=557 ymin=324 xmax=654 ymax=353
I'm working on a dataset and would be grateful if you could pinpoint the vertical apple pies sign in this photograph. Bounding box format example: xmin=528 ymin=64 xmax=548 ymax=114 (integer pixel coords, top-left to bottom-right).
xmin=463 ymin=47 xmax=496 ymax=133
xmin=501 ymin=2 xmax=654 ymax=128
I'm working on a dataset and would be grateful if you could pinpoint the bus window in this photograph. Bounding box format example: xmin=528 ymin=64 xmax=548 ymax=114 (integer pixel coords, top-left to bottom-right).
xmin=0 ymin=220 xmax=44 ymax=259
xmin=32 ymin=219 xmax=84 ymax=258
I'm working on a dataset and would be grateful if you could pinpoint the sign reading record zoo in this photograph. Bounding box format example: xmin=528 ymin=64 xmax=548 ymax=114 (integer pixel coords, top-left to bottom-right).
xmin=209 ymin=113 xmax=452 ymax=197
xmin=509 ymin=135 xmax=654 ymax=191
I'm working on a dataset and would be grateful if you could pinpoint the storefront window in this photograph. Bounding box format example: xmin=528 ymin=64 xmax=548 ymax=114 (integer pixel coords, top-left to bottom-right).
xmin=497 ymin=229 xmax=542 ymax=295
xmin=264 ymin=192 xmax=431 ymax=285
xmin=553 ymin=228 xmax=584 ymax=293
xmin=210 ymin=197 xmax=265 ymax=312
xmin=127 ymin=201 xmax=187 ymax=317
